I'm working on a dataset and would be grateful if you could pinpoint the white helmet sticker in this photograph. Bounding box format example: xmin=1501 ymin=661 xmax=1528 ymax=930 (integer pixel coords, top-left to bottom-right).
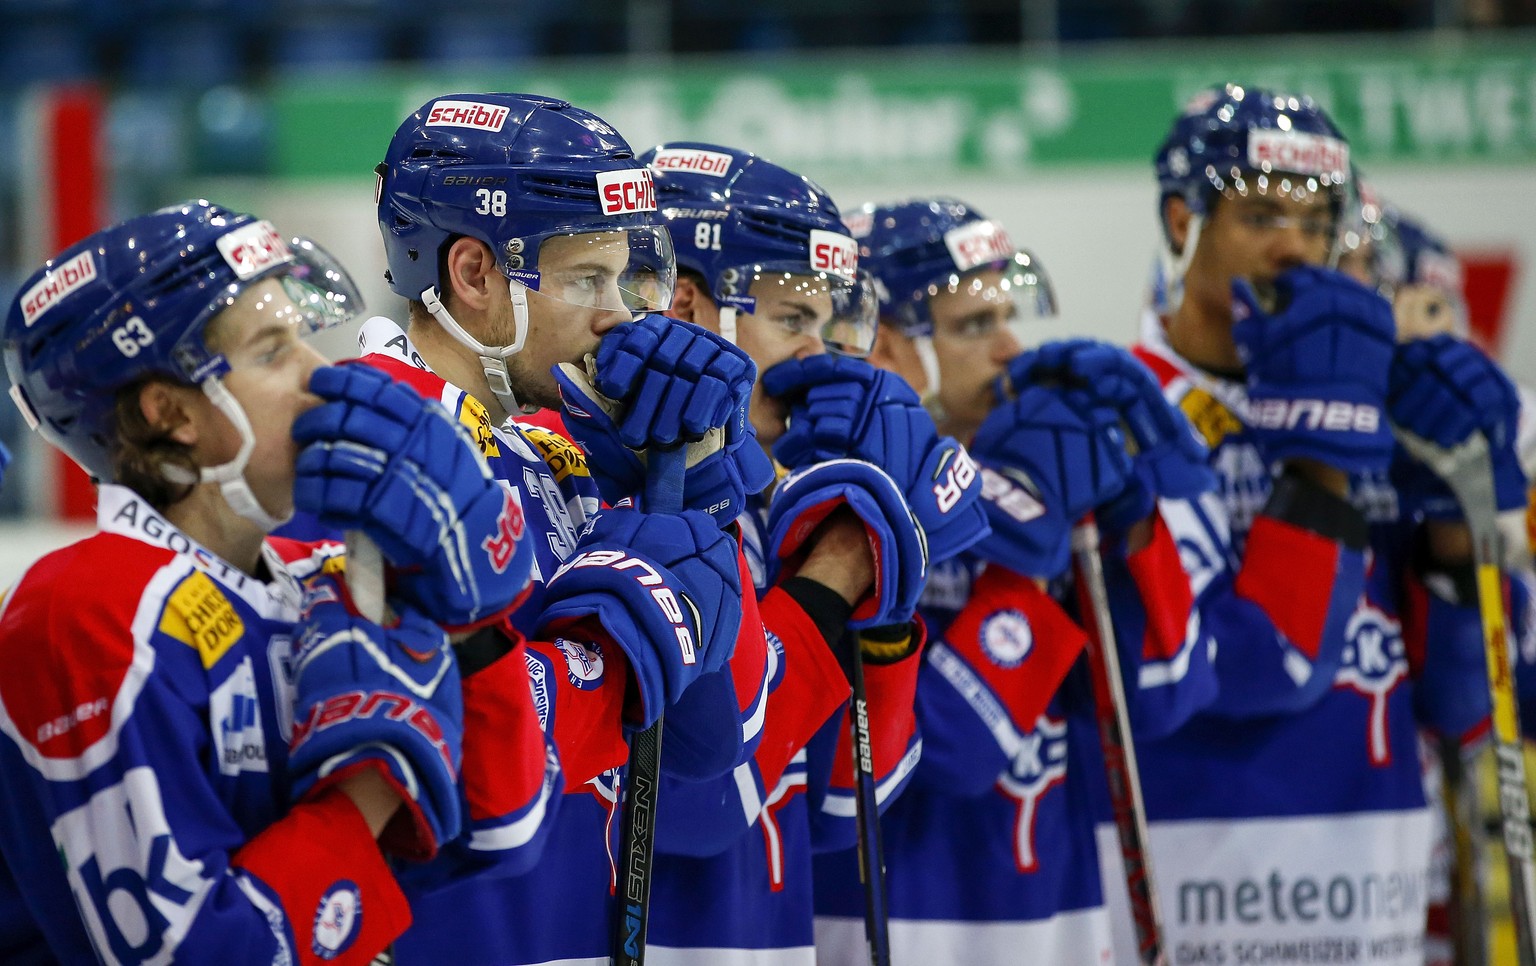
xmin=20 ymin=250 xmax=96 ymax=327
xmin=944 ymin=220 xmax=1016 ymax=273
xmin=425 ymin=99 xmax=511 ymax=132
xmin=810 ymin=229 xmax=858 ymax=282
xmin=648 ymin=148 xmax=734 ymax=177
xmin=1246 ymin=129 xmax=1350 ymax=181
xmin=217 ymin=221 xmax=292 ymax=281
xmin=596 ymin=169 xmax=657 ymax=215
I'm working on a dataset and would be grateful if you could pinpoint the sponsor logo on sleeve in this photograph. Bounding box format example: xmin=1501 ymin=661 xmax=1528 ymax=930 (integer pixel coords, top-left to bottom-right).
xmin=457 ymin=394 xmax=502 ymax=459
xmin=1180 ymin=387 xmax=1245 ymax=448
xmin=210 ymin=659 xmax=269 ymax=775
xmin=943 ymin=220 xmax=1015 ymax=273
xmin=523 ymin=426 xmax=589 ymax=483
xmin=216 ymin=221 xmax=292 ymax=281
xmin=160 ymin=571 xmax=245 ymax=669
xmin=1246 ymin=129 xmax=1350 ymax=181
xmin=809 ymin=229 xmax=858 ymax=281
xmin=20 ymin=250 xmax=96 ymax=327
xmin=648 ymin=147 xmax=734 ymax=176
xmin=425 ymin=99 xmax=510 ymax=132
xmin=596 ymin=169 xmax=657 ymax=215
xmin=312 ymin=881 xmax=362 ymax=960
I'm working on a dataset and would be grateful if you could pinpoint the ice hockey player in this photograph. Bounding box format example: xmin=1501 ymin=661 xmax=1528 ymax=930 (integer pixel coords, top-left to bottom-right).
xmin=810 ymin=197 xmax=1216 ymax=964
xmin=0 ymin=200 xmax=538 ymax=964
xmin=364 ymin=94 xmax=766 ymax=965
xmin=1113 ymin=83 xmax=1530 ymax=964
xmin=600 ymin=141 xmax=990 ymax=963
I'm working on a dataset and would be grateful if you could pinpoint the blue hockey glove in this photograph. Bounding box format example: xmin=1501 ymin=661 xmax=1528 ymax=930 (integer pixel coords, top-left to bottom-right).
xmin=968 ymin=385 xmax=1134 ymax=577
xmin=764 ymin=354 xmax=989 ymax=564
xmin=288 ymin=574 xmax=463 ymax=861
xmin=1232 ymin=266 xmax=1396 ymax=475
xmin=1388 ymin=334 xmax=1528 ymax=519
xmin=766 ymin=458 xmax=928 ymax=629
xmin=554 ymin=316 xmax=775 ymax=525
xmin=293 ymin=364 xmax=534 ymax=632
xmin=1002 ymin=338 xmax=1215 ymax=505
xmin=536 ymin=507 xmax=743 ymax=729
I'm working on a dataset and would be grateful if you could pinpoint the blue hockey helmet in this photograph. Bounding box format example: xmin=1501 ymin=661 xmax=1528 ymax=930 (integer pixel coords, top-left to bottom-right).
xmin=1154 ymin=83 xmax=1352 ymax=248
xmin=5 ymin=200 xmax=361 ymax=496
xmin=378 ymin=92 xmax=675 ymax=314
xmin=641 ymin=141 xmax=877 ymax=357
xmin=848 ymin=197 xmax=1055 ymax=339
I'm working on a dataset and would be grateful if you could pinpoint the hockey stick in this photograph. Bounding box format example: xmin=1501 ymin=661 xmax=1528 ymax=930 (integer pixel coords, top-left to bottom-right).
xmin=1396 ymin=426 xmax=1536 ymax=966
xmin=1437 ymin=733 xmax=1488 ymax=966
xmin=1072 ymin=515 xmax=1168 ymax=966
xmin=842 ymin=626 xmax=893 ymax=966
xmin=613 ymin=444 xmax=688 ymax=966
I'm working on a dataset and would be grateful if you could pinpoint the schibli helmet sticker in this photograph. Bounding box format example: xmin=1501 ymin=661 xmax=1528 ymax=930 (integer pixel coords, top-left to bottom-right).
xmin=3 ymin=200 xmax=362 ymax=530
xmin=641 ymin=141 xmax=878 ymax=359
xmin=376 ymin=93 xmax=677 ymax=416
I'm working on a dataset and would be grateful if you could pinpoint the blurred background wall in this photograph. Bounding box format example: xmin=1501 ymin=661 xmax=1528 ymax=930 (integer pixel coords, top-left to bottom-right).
xmin=1 ymin=0 xmax=1534 ymax=574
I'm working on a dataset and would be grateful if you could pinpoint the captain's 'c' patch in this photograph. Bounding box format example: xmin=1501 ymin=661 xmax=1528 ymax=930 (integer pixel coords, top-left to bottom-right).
xmin=1180 ymin=387 xmax=1243 ymax=449
xmin=160 ymin=571 xmax=245 ymax=669
xmin=524 ymin=426 xmax=589 ymax=483
xmin=459 ymin=395 xmax=502 ymax=459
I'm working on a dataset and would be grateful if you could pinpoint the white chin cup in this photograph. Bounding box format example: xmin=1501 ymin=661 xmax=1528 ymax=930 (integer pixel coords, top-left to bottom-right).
xmin=421 ymin=280 xmax=534 ymax=415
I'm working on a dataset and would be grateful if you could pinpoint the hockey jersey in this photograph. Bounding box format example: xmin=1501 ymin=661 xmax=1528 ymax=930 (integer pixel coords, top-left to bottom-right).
xmin=0 ymin=485 xmax=410 ymax=965
xmin=647 ymin=494 xmax=923 ymax=965
xmin=1092 ymin=313 xmax=1507 ymax=965
xmin=814 ymin=501 xmax=1215 ymax=965
xmin=355 ymin=318 xmax=769 ymax=966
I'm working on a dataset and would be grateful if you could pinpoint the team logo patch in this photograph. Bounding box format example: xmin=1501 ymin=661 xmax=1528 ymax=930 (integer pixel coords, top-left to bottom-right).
xmin=809 ymin=229 xmax=858 ymax=281
xmin=160 ymin=571 xmax=245 ymax=669
xmin=216 ymin=221 xmax=292 ymax=281
xmin=1246 ymin=128 xmax=1350 ymax=181
xmin=20 ymin=250 xmax=96 ymax=327
xmin=596 ymin=169 xmax=656 ymax=215
xmin=457 ymin=395 xmax=501 ymax=458
xmin=1179 ymin=387 xmax=1244 ymax=448
xmin=649 ymin=147 xmax=734 ymax=176
xmin=524 ymin=426 xmax=589 ymax=482
xmin=943 ymin=219 xmax=1015 ymax=273
xmin=555 ymin=638 xmax=606 ymax=690
xmin=312 ymin=881 xmax=362 ymax=959
xmin=980 ymin=609 xmax=1034 ymax=669
xmin=425 ymin=99 xmax=510 ymax=132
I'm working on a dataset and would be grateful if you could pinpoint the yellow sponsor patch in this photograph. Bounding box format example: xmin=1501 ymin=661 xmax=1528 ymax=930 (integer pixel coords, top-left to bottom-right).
xmin=1180 ymin=387 xmax=1243 ymax=449
xmin=159 ymin=571 xmax=245 ymax=669
xmin=458 ymin=395 xmax=501 ymax=459
xmin=524 ymin=427 xmax=590 ymax=483
xmin=321 ymin=554 xmax=347 ymax=578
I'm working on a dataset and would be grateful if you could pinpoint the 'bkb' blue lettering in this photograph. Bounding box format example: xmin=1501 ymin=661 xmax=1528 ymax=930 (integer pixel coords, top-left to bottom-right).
xmin=79 ymin=834 xmax=193 ymax=965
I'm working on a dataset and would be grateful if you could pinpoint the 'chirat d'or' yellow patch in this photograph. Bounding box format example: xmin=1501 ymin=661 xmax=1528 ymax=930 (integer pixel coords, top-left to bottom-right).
xmin=1180 ymin=387 xmax=1244 ymax=449
xmin=524 ymin=426 xmax=590 ymax=483
xmin=459 ymin=394 xmax=502 ymax=459
xmin=159 ymin=571 xmax=245 ymax=669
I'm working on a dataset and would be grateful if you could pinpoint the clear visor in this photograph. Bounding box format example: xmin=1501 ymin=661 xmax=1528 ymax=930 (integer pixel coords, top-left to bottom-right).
xmin=1209 ymin=171 xmax=1348 ymax=258
xmin=716 ymin=263 xmax=879 ymax=358
xmin=924 ymin=251 xmax=1057 ymax=345
xmin=503 ymin=226 xmax=677 ymax=316
xmin=178 ymin=236 xmax=363 ymax=379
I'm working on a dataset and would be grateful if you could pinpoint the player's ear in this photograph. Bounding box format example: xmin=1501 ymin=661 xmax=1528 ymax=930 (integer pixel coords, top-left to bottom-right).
xmin=667 ymin=275 xmax=721 ymax=335
xmin=443 ymin=237 xmax=499 ymax=312
xmin=1163 ymin=196 xmax=1193 ymax=256
xmin=139 ymin=381 xmax=198 ymax=447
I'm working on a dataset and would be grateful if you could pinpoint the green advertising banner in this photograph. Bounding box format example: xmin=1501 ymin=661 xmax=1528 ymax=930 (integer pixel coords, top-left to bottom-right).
xmin=271 ymin=34 xmax=1536 ymax=179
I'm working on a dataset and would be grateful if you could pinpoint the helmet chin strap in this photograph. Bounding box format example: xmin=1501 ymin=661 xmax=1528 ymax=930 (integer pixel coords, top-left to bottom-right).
xmin=421 ymin=279 xmax=537 ymax=416
xmin=717 ymin=306 xmax=738 ymax=346
xmin=162 ymin=375 xmax=288 ymax=533
xmin=1156 ymin=213 xmax=1204 ymax=318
